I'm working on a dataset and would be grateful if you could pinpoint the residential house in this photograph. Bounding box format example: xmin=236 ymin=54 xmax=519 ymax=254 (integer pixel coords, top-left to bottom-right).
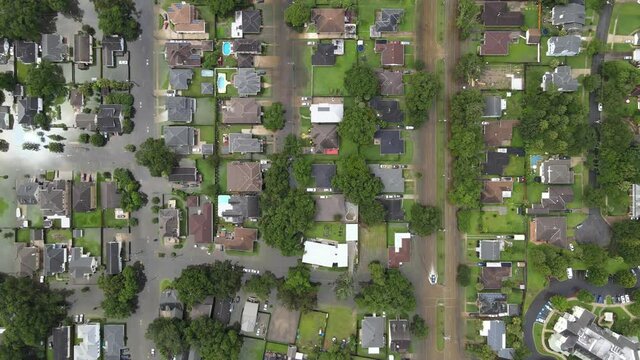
xmin=477 ymin=293 xmax=520 ymax=318
xmin=528 ymin=186 xmax=574 ymax=214
xmin=102 ymin=36 xmax=126 ymax=68
xmin=167 ymin=2 xmax=206 ymax=33
xmin=222 ymin=133 xmax=262 ymax=154
xmin=106 ymin=241 xmax=122 ymax=275
xmin=376 ymin=70 xmax=404 ymax=95
xmin=375 ymin=40 xmax=405 ymax=66
xmin=360 ymin=316 xmax=386 ymax=355
xmin=103 ymin=324 xmax=126 ymax=360
xmin=75 ymin=113 xmax=97 ymax=131
xmin=369 ymin=97 xmax=404 ymax=123
xmin=484 ymin=151 xmax=510 ymax=175
xmin=168 ymin=167 xmax=200 ymax=184
xmin=314 ymin=194 xmax=346 ymax=222
xmin=236 ymin=53 xmax=254 ymax=68
xmin=302 ymin=240 xmax=348 ymax=268
xmin=221 ymin=98 xmax=261 ymax=124
xmin=380 ymin=198 xmax=404 ymax=221
xmin=547 ymin=35 xmax=581 ymax=57
xmin=480 ymin=262 xmax=512 ymax=290
xmin=159 ymin=208 xmax=180 ymax=244
xmin=480 ymin=31 xmax=516 ymax=56
xmin=17 ymin=180 xmax=39 ymax=205
xmin=388 ymin=232 xmax=411 ymax=268
xmin=41 ymin=34 xmax=68 ymax=62
xmin=73 ymin=33 xmax=93 ymax=65
xmin=0 ymin=38 xmax=12 ymax=65
xmin=159 ymin=289 xmax=184 ymax=319
xmin=52 ymin=326 xmax=71 ymax=360
xmin=389 ymin=319 xmax=411 ymax=353
xmin=233 ymin=68 xmax=261 ymax=97
xmin=311 ymin=164 xmax=336 ymax=189
xmin=191 ymin=296 xmax=214 ymax=319
xmin=310 ymin=103 xmax=344 ymax=123
xmin=0 ymin=106 xmax=10 ymax=129
xmin=15 ymin=40 xmax=38 ymax=64
xmin=483 ymin=96 xmax=505 ymax=118
xmin=214 ymin=227 xmax=256 ymax=252
xmin=312 ymin=43 xmax=337 ymax=66
xmin=100 ymin=182 xmax=122 ymax=209
xmin=312 ymin=8 xmax=346 ymax=35
xmin=74 ymin=324 xmax=100 ymax=360
xmin=169 ymin=68 xmax=194 ymax=90
xmin=15 ymin=243 xmax=39 ymax=277
xmin=530 ymin=216 xmax=568 ymax=248
xmin=551 ymin=3 xmax=585 ymax=32
xmin=483 ymin=120 xmax=518 ymax=147
xmin=309 ymin=124 xmax=339 ymax=154
xmin=548 ymin=306 xmax=640 ymax=359
xmin=480 ymin=320 xmax=514 ymax=359
xmin=69 ymin=89 xmax=84 ymax=111
xmin=227 ymin=162 xmax=263 ymax=192
xmin=165 ymin=96 xmax=196 ymax=123
xmin=97 ymin=104 xmax=124 ymax=135
xmin=526 ymin=28 xmax=541 ymax=44
xmin=16 ymin=97 xmax=43 ymax=128
xmin=165 ymin=40 xmax=213 ymax=67
xmin=189 ymin=202 xmax=213 ymax=244
xmin=39 ymin=180 xmax=71 ymax=218
xmin=72 ymin=181 xmax=96 ymax=213
xmin=241 ymin=300 xmax=259 ymax=332
xmin=217 ymin=194 xmax=260 ymax=224
xmin=541 ymin=66 xmax=579 ymax=92
xmin=233 ymin=39 xmax=262 ymax=54
xmin=369 ymin=165 xmax=404 ymax=193
xmin=482 ymin=2 xmax=523 ymax=27
xmin=214 ymin=298 xmax=232 ymax=325
xmin=476 ymin=240 xmax=504 ymax=260
xmin=68 ymin=247 xmax=98 ymax=280
xmin=481 ymin=179 xmax=513 ymax=204
xmin=374 ymin=129 xmax=404 ymax=155
xmin=164 ymin=126 xmax=197 ymax=154
xmin=231 ymin=9 xmax=262 ymax=38
xmin=540 ymin=159 xmax=574 ymax=184
xmin=370 ymin=9 xmax=404 ymax=37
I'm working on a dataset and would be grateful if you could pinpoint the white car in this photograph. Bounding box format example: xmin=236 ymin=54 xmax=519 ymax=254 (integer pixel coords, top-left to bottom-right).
xmin=150 ymin=348 xmax=156 ymax=356
xmin=625 ymin=294 xmax=631 ymax=303
xmin=598 ymin=103 xmax=603 ymax=112
xmin=566 ymin=268 xmax=574 ymax=279
xmin=569 ymin=243 xmax=575 ymax=252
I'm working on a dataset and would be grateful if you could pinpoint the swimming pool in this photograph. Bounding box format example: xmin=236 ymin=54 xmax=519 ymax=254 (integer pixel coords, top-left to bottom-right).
xmin=222 ymin=41 xmax=232 ymax=56
xmin=217 ymin=73 xmax=228 ymax=94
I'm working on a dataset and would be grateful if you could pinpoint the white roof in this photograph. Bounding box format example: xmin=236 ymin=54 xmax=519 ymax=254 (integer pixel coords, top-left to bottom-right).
xmin=74 ymin=324 xmax=100 ymax=360
xmin=346 ymin=224 xmax=358 ymax=242
xmin=310 ymin=103 xmax=344 ymax=123
xmin=302 ymin=241 xmax=348 ymax=267
xmin=634 ymin=49 xmax=640 ymax=62
xmin=394 ymin=232 xmax=411 ymax=252
xmin=241 ymin=301 xmax=259 ymax=332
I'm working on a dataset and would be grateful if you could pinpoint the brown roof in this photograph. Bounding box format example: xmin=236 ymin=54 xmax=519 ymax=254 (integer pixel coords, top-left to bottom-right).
xmin=69 ymin=89 xmax=84 ymax=109
xmin=167 ymin=3 xmax=206 ymax=33
xmin=380 ymin=42 xmax=405 ymax=66
xmin=214 ymin=227 xmax=256 ymax=251
xmin=388 ymin=237 xmax=410 ymax=268
xmin=479 ymin=31 xmax=512 ymax=56
xmin=377 ymin=70 xmax=404 ymax=96
xmin=227 ymin=162 xmax=263 ymax=193
xmin=310 ymin=124 xmax=339 ymax=154
xmin=312 ymin=8 xmax=346 ymax=33
xmin=530 ymin=217 xmax=568 ymax=248
xmin=189 ymin=202 xmax=213 ymax=244
xmin=186 ymin=195 xmax=200 ymax=208
xmin=481 ymin=265 xmax=512 ymax=289
xmin=483 ymin=120 xmax=518 ymax=146
xmin=165 ymin=41 xmax=213 ymax=67
xmin=631 ymin=85 xmax=640 ymax=97
xmin=222 ymin=98 xmax=261 ymax=124
xmin=481 ymin=180 xmax=514 ymax=204
xmin=527 ymin=28 xmax=541 ymax=44
xmin=482 ymin=2 xmax=524 ymax=27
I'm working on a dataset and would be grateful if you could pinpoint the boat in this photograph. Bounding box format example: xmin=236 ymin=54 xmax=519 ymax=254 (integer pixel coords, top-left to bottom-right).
xmin=429 ymin=269 xmax=438 ymax=285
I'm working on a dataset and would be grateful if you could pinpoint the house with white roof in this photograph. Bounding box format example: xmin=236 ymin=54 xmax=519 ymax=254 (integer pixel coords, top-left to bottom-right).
xmin=302 ymin=240 xmax=348 ymax=268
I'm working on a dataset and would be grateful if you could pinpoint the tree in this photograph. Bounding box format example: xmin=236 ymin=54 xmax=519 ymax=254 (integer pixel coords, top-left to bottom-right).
xmin=580 ymin=243 xmax=609 ymax=267
xmin=263 ymin=102 xmax=285 ymax=131
xmin=92 ymin=0 xmax=141 ymax=40
xmin=612 ymin=220 xmax=640 ymax=265
xmin=284 ymin=1 xmax=311 ymax=28
xmin=26 ymin=61 xmax=67 ymax=102
xmin=332 ymin=154 xmax=383 ymax=205
xmin=550 ymin=295 xmax=570 ymax=312
xmin=586 ymin=0 xmax=606 ymax=11
xmin=456 ymin=264 xmax=472 ymax=286
xmin=359 ymin=199 xmax=386 ymax=226
xmin=174 ymin=261 xmax=244 ymax=308
xmin=135 ymin=138 xmax=178 ymax=177
xmin=322 ymin=343 xmax=351 ymax=360
xmin=89 ymin=133 xmax=106 ymax=147
xmin=98 ymin=262 xmax=146 ymax=318
xmin=576 ymin=289 xmax=595 ymax=303
xmin=125 ymin=144 xmax=136 ymax=152
xmin=410 ymin=314 xmax=429 ymax=337
xmin=333 ymin=273 xmax=354 ymax=300
xmin=338 ymin=105 xmax=379 ymax=144
xmin=292 ymin=157 xmax=312 ymax=187
xmin=586 ymin=266 xmax=609 ymax=286
xmin=581 ymin=74 xmax=602 ymax=93
xmin=0 ymin=72 xmax=15 ymax=91
xmin=207 ymin=0 xmax=243 ymax=16
xmin=615 ymin=270 xmax=637 ymax=288
xmin=0 ymin=0 xmax=61 ymax=40
xmin=112 ymin=168 xmax=146 ymax=212
xmin=528 ymin=244 xmax=573 ymax=279
xmin=356 ymin=262 xmax=416 ymax=315
xmin=467 ymin=344 xmax=499 ymax=360
xmin=586 ymin=39 xmax=604 ymax=56
xmin=405 ymin=71 xmax=440 ymax=126
xmin=344 ymin=64 xmax=379 ymax=100
xmin=79 ymin=133 xmax=90 ymax=143
xmin=185 ymin=317 xmax=242 ymax=360
xmin=457 ymin=0 xmax=481 ymax=40
xmin=455 ymin=53 xmax=485 ymax=83
xmin=408 ymin=204 xmax=441 ymax=236
xmin=146 ymin=318 xmax=188 ymax=359
xmin=47 ymin=142 xmax=64 ymax=153
xmin=243 ymin=271 xmax=278 ymax=301
xmin=278 ymin=264 xmax=318 ymax=311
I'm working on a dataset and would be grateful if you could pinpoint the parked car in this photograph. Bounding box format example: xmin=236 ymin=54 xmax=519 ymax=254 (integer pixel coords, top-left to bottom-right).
xmin=625 ymin=294 xmax=631 ymax=303
xmin=566 ymin=268 xmax=574 ymax=279
xmin=598 ymin=103 xmax=603 ymax=112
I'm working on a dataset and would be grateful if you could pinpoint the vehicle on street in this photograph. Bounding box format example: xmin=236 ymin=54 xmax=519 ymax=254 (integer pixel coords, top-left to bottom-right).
xmin=428 ymin=269 xmax=437 ymax=285
xmin=598 ymin=103 xmax=603 ymax=112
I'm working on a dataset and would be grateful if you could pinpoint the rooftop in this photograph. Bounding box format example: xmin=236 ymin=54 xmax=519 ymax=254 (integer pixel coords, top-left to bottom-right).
xmin=302 ymin=240 xmax=348 ymax=268
xmin=311 ymin=164 xmax=336 ymax=188
xmin=189 ymin=202 xmax=213 ymax=244
xmin=221 ymin=98 xmax=261 ymax=124
xmin=233 ymin=68 xmax=261 ymax=97
xmin=483 ymin=120 xmax=518 ymax=147
xmin=531 ymin=216 xmax=568 ymax=248
xmin=374 ymin=129 xmax=404 ymax=155
xmin=480 ymin=263 xmax=512 ymax=289
xmin=482 ymin=2 xmax=524 ymax=27
xmin=361 ymin=316 xmax=386 ymax=349
xmin=481 ymin=179 xmax=513 ymax=204
xmin=312 ymin=8 xmax=346 ymax=33
xmin=368 ymin=165 xmax=404 ymax=193
xmin=313 ymin=194 xmax=346 ymax=222
xmin=310 ymin=124 xmax=339 ymax=154
xmin=215 ymin=227 xmax=256 ymax=252
xmin=377 ymin=70 xmax=404 ymax=95
xmin=227 ymin=162 xmax=263 ymax=192
xmin=167 ymin=2 xmax=206 ymax=33
xmin=480 ymin=31 xmax=513 ymax=56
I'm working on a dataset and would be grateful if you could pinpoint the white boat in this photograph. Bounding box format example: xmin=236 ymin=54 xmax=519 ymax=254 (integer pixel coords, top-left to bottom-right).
xmin=429 ymin=269 xmax=438 ymax=285
xmin=15 ymin=208 xmax=21 ymax=218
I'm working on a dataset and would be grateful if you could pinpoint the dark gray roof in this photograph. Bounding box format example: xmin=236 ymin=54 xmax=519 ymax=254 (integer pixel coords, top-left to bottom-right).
xmin=374 ymin=129 xmax=404 ymax=155
xmin=361 ymin=316 xmax=385 ymax=348
xmin=534 ymin=216 xmax=568 ymax=248
xmin=483 ymin=96 xmax=503 ymax=118
xmin=0 ymin=105 xmax=9 ymax=129
xmin=164 ymin=126 xmax=196 ymax=155
xmin=159 ymin=289 xmax=184 ymax=319
xmin=44 ymin=244 xmax=67 ymax=276
xmin=31 ymin=229 xmax=44 ymax=241
xmin=168 ymin=167 xmax=199 ymax=183
xmin=15 ymin=40 xmax=37 ymax=64
xmin=101 ymin=182 xmax=122 ymax=209
xmin=106 ymin=242 xmax=122 ymax=275
xmin=236 ymin=54 xmax=254 ymax=68
xmin=221 ymin=195 xmax=260 ymax=224
xmin=201 ymin=82 xmax=214 ymax=95
xmin=75 ymin=113 xmax=97 ymax=131
xmin=169 ymin=69 xmax=194 ymax=90
xmin=312 ymin=43 xmax=336 ymax=66
xmin=166 ymin=96 xmax=195 ymax=123
xmin=97 ymin=104 xmax=123 ymax=134
xmin=484 ymin=320 xmax=510 ymax=357
xmin=389 ymin=319 xmax=411 ymax=353
xmin=375 ymin=9 xmax=404 ymax=32
xmin=541 ymin=159 xmax=573 ymax=184
xmin=380 ymin=198 xmax=404 ymax=221
xmin=225 ymin=133 xmax=262 ymax=154
xmin=313 ymin=194 xmax=346 ymax=221
xmin=52 ymin=326 xmax=71 ymax=360
xmin=17 ymin=181 xmax=39 ymax=204
xmin=311 ymin=164 xmax=336 ymax=188
xmin=213 ymin=298 xmax=231 ymax=324
xmin=242 ymin=10 xmax=262 ymax=34
xmin=104 ymin=324 xmax=125 ymax=360
xmin=368 ymin=165 xmax=404 ymax=193
xmin=159 ymin=208 xmax=180 ymax=239
xmin=233 ymin=68 xmax=261 ymax=97
xmin=484 ymin=151 xmax=510 ymax=175
xmin=74 ymin=33 xmax=92 ymax=64
xmin=529 ymin=186 xmax=574 ymax=214
xmin=479 ymin=240 xmax=501 ymax=260
xmin=38 ymin=180 xmax=69 ymax=217
xmin=102 ymin=36 xmax=125 ymax=67
xmin=41 ymin=34 xmax=68 ymax=62
xmin=73 ymin=181 xmax=94 ymax=212
xmin=478 ymin=293 xmax=508 ymax=315
xmin=16 ymin=244 xmax=38 ymax=277
xmin=69 ymin=89 xmax=84 ymax=108
xmin=190 ymin=296 xmax=214 ymax=319
xmin=68 ymin=247 xmax=97 ymax=279
xmin=551 ymin=3 xmax=585 ymax=29
xmin=547 ymin=35 xmax=581 ymax=56
xmin=542 ymin=66 xmax=579 ymax=92
xmin=232 ymin=39 xmax=262 ymax=54
xmin=17 ymin=97 xmax=42 ymax=127
xmin=369 ymin=97 xmax=404 ymax=123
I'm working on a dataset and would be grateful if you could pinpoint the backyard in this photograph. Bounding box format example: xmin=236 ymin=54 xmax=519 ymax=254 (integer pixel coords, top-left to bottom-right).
xmin=73 ymin=228 xmax=102 ymax=257
xmin=320 ymin=306 xmax=356 ymax=348
xmin=239 ymin=337 xmax=266 ymax=360
xmin=46 ymin=229 xmax=72 ymax=244
xmin=312 ymin=40 xmax=357 ymax=96
xmin=73 ymin=210 xmax=103 ymax=228
xmin=304 ymin=222 xmax=346 ymax=243
xmin=297 ymin=311 xmax=328 ymax=351
xmin=609 ymin=2 xmax=640 ymax=35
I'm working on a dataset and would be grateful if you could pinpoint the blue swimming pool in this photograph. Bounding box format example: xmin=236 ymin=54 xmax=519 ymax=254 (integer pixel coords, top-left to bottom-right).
xmin=222 ymin=41 xmax=232 ymax=56
xmin=217 ymin=73 xmax=228 ymax=94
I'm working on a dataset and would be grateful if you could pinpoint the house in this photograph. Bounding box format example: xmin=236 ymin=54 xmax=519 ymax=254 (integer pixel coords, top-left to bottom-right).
xmin=388 ymin=232 xmax=411 ymax=268
xmin=169 ymin=69 xmax=194 ymax=90
xmin=165 ymin=40 xmax=213 ymax=67
xmin=106 ymin=241 xmax=122 ymax=275
xmin=222 ymin=133 xmax=262 ymax=154
xmin=100 ymin=182 xmax=122 ymax=209
xmin=483 ymin=151 xmax=510 ymax=175
xmin=377 ymin=70 xmax=404 ymax=95
xmin=221 ymin=98 xmax=261 ymax=124
xmin=312 ymin=43 xmax=337 ymax=66
xmin=369 ymin=165 xmax=404 ymax=193
xmin=389 ymin=319 xmax=411 ymax=353
xmin=69 ymin=89 xmax=84 ymax=110
xmin=168 ymin=167 xmax=200 ymax=184
xmin=360 ymin=316 xmax=386 ymax=354
xmin=159 ymin=289 xmax=184 ymax=319
xmin=41 ymin=34 xmax=67 ymax=62
xmin=72 ymin=181 xmax=96 ymax=212
xmin=52 ymin=326 xmax=71 ymax=360
xmin=165 ymin=96 xmax=196 ymax=123
xmin=310 ymin=124 xmax=339 ymax=154
xmin=479 ymin=31 xmax=514 ymax=56
xmin=233 ymin=39 xmax=262 ymax=54
xmin=15 ymin=244 xmax=39 ymax=277
xmin=526 ymin=28 xmax=541 ymax=44
xmin=16 ymin=97 xmax=43 ymax=128
xmin=371 ymin=9 xmax=404 ymax=37
xmin=528 ymin=186 xmax=574 ymax=214
xmin=483 ymin=96 xmax=505 ymax=118
xmin=548 ymin=306 xmax=640 ymax=359
xmin=217 ymin=194 xmax=260 ymax=224
xmin=17 ymin=181 xmax=39 ymax=205
xmin=380 ymin=198 xmax=404 ymax=221
xmin=236 ymin=54 xmax=254 ymax=68
xmin=531 ymin=217 xmax=568 ymax=248
xmin=480 ymin=262 xmax=512 ymax=289
xmin=191 ymin=296 xmax=214 ymax=319
xmin=227 ymin=162 xmax=263 ymax=192
xmin=477 ymin=293 xmax=520 ymax=318
xmin=482 ymin=2 xmax=523 ymax=27
xmin=481 ymin=179 xmax=513 ymax=204
xmin=75 ymin=113 xmax=97 ymax=131
xmin=167 ymin=2 xmax=206 ymax=33
xmin=375 ymin=40 xmax=405 ymax=66
xmin=302 ymin=240 xmax=348 ymax=268
xmin=233 ymin=68 xmax=261 ymax=97
xmin=15 ymin=40 xmax=38 ymax=64
xmin=374 ymin=129 xmax=404 ymax=155
xmin=547 ymin=35 xmax=581 ymax=57
xmin=311 ymin=164 xmax=336 ymax=189
xmin=0 ymin=106 xmax=10 ymax=129
xmin=477 ymin=240 xmax=504 ymax=260
xmin=231 ymin=10 xmax=262 ymax=38
xmin=541 ymin=66 xmax=579 ymax=92
xmin=97 ymin=104 xmax=124 ymax=135
xmin=314 ymin=194 xmax=346 ymax=222
xmin=103 ymin=324 xmax=126 ymax=360
xmin=369 ymin=97 xmax=404 ymax=123
xmin=214 ymin=227 xmax=257 ymax=252
xmin=159 ymin=208 xmax=180 ymax=243
xmin=39 ymin=180 xmax=71 ymax=218
xmin=74 ymin=324 xmax=100 ymax=360
xmin=164 ymin=126 xmax=197 ymax=155
xmin=73 ymin=33 xmax=93 ymax=65
xmin=310 ymin=103 xmax=344 ymax=123
xmin=68 ymin=247 xmax=98 ymax=280
xmin=241 ymin=301 xmax=259 ymax=332
xmin=102 ymin=36 xmax=126 ymax=68
xmin=483 ymin=120 xmax=518 ymax=147
xmin=480 ymin=320 xmax=514 ymax=359
xmin=0 ymin=38 xmax=12 ymax=65
xmin=540 ymin=159 xmax=574 ymax=184
xmin=312 ymin=8 xmax=346 ymax=34
xmin=551 ymin=3 xmax=585 ymax=32
xmin=189 ymin=202 xmax=213 ymax=244
xmin=214 ymin=298 xmax=232 ymax=324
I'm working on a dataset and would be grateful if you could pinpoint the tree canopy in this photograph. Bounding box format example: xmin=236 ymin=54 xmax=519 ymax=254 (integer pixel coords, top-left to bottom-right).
xmin=207 ymin=0 xmax=244 ymax=17
xmin=344 ymin=64 xmax=379 ymax=100
xmin=135 ymin=138 xmax=178 ymax=177
xmin=356 ymin=262 xmax=416 ymax=315
xmin=405 ymin=71 xmax=440 ymax=126
xmin=146 ymin=318 xmax=188 ymax=359
xmin=586 ymin=266 xmax=609 ymax=286
xmin=410 ymin=314 xmax=429 ymax=338
xmin=243 ymin=271 xmax=279 ymax=301
xmin=277 ymin=264 xmax=318 ymax=311
xmin=455 ymin=53 xmax=485 ymax=83
xmin=408 ymin=203 xmax=441 ymax=236
xmin=185 ymin=317 xmax=243 ymax=360
xmin=263 ymin=102 xmax=286 ymax=131
xmin=456 ymin=264 xmax=472 ymax=286
xmin=456 ymin=0 xmax=480 ymax=40
xmin=611 ymin=220 xmax=640 ymax=266
xmin=92 ymin=0 xmax=141 ymax=40
xmin=332 ymin=153 xmax=383 ymax=205
xmin=550 ymin=295 xmax=570 ymax=312
xmin=358 ymin=199 xmax=387 ymax=226
xmin=26 ymin=61 xmax=67 ymax=102
xmin=98 ymin=262 xmax=146 ymax=318
xmin=614 ymin=270 xmax=637 ymax=288
xmin=284 ymin=1 xmax=312 ymax=27
xmin=113 ymin=168 xmax=146 ymax=212
xmin=0 ymin=0 xmax=64 ymax=40
xmin=174 ymin=261 xmax=244 ymax=308
xmin=528 ymin=244 xmax=572 ymax=279
xmin=338 ymin=105 xmax=380 ymax=144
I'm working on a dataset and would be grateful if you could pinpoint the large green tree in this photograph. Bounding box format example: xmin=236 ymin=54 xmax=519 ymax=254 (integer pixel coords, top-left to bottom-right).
xmin=338 ymin=105 xmax=380 ymax=144
xmin=355 ymin=262 xmax=416 ymax=315
xmin=586 ymin=266 xmax=609 ymax=286
xmin=528 ymin=244 xmax=573 ymax=279
xmin=611 ymin=220 xmax=640 ymax=265
xmin=344 ymin=64 xmax=379 ymax=100
xmin=408 ymin=203 xmax=441 ymax=236
xmin=98 ymin=262 xmax=146 ymax=318
xmin=0 ymin=0 xmax=62 ymax=40
xmin=456 ymin=0 xmax=480 ymax=39
xmin=550 ymin=295 xmax=570 ymax=312
xmin=359 ymin=199 xmax=387 ymax=226
xmin=146 ymin=318 xmax=188 ymax=359
xmin=455 ymin=53 xmax=485 ymax=83
xmin=113 ymin=168 xmax=146 ymax=212
xmin=277 ymin=264 xmax=318 ymax=311
xmin=243 ymin=271 xmax=279 ymax=301
xmin=92 ymin=0 xmax=141 ymax=40
xmin=332 ymin=153 xmax=383 ymax=205
xmin=405 ymin=71 xmax=440 ymax=126
xmin=174 ymin=261 xmax=244 ymax=308
xmin=135 ymin=138 xmax=178 ymax=177
xmin=614 ymin=270 xmax=637 ymax=288
xmin=263 ymin=102 xmax=286 ymax=131
xmin=26 ymin=61 xmax=67 ymax=102
xmin=284 ymin=1 xmax=312 ymax=27
xmin=185 ymin=317 xmax=243 ymax=360
xmin=207 ymin=0 xmax=244 ymax=17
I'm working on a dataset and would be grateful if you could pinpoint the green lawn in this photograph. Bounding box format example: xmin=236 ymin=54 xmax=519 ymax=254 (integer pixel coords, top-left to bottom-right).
xmin=297 ymin=311 xmax=328 ymax=351
xmin=386 ymin=223 xmax=409 ymax=247
xmin=504 ymin=156 xmax=526 ymax=176
xmin=26 ymin=206 xmax=43 ymax=228
xmin=265 ymin=342 xmax=289 ymax=354
xmin=320 ymin=306 xmax=356 ymax=348
xmin=481 ymin=206 xmax=526 ymax=234
xmin=359 ymin=130 xmax=414 ymax=164
xmin=16 ymin=228 xmax=30 ymax=243
xmin=196 ymin=157 xmax=216 ymax=185
xmin=313 ymin=40 xmax=357 ymax=96
xmin=525 ymin=264 xmax=549 ymax=311
xmin=360 ymin=223 xmax=387 ymax=250
xmin=357 ymin=0 xmax=416 ymax=39
xmin=436 ymin=304 xmax=445 ymax=351
xmin=609 ymin=2 xmax=640 ymax=35
xmin=182 ymin=70 xmax=215 ymax=98
xmin=46 ymin=229 xmax=72 ymax=244
xmin=16 ymin=62 xmax=30 ymax=84
xmin=239 ymin=338 xmax=266 ymax=360
xmin=194 ymin=125 xmax=215 ymax=143
xmin=523 ymin=4 xmax=538 ymax=29
xmin=73 ymin=228 xmax=102 ymax=257
xmin=193 ymin=97 xmax=217 ymax=125
xmin=103 ymin=209 xmax=129 ymax=229
xmin=73 ymin=210 xmax=103 ymax=228
xmin=565 ymin=51 xmax=591 ymax=70
xmin=484 ymin=38 xmax=538 ymax=63
xmin=304 ymin=222 xmax=345 ymax=243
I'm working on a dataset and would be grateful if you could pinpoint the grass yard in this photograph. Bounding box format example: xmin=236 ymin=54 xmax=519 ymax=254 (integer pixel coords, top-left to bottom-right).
xmin=504 ymin=91 xmax=523 ymax=120
xmin=16 ymin=228 xmax=30 ymax=243
xmin=360 ymin=223 xmax=387 ymax=251
xmin=297 ymin=311 xmax=328 ymax=350
xmin=196 ymin=158 xmax=216 ymax=185
xmin=525 ymin=263 xmax=549 ymax=311
xmin=320 ymin=306 xmax=356 ymax=348
xmin=218 ymin=159 xmax=229 ymax=192
xmin=511 ymin=127 xmax=524 ymax=148
xmin=265 ymin=342 xmax=289 ymax=354
xmin=466 ymin=319 xmax=483 ymax=343
xmin=239 ymin=338 xmax=266 ymax=360
xmin=386 ymin=223 xmax=409 ymax=247
xmin=313 ymin=40 xmax=357 ymax=96
xmin=609 ymin=2 xmax=640 ymax=35
xmin=73 ymin=228 xmax=102 ymax=257
xmin=46 ymin=229 xmax=72 ymax=244
xmin=504 ymin=156 xmax=526 ymax=177
xmin=356 ymin=0 xmax=416 ymax=39
xmin=103 ymin=209 xmax=129 ymax=229
xmin=194 ymin=125 xmax=215 ymax=143
xmin=359 ymin=131 xmax=414 ymax=164
xmin=73 ymin=210 xmax=103 ymax=228
xmin=484 ymin=39 xmax=538 ymax=64
xmin=304 ymin=222 xmax=345 ymax=242
xmin=501 ymin=239 xmax=526 ymax=261
xmin=16 ymin=62 xmax=30 ymax=84
xmin=523 ymin=4 xmax=539 ymax=29
xmin=182 ymin=71 xmax=215 ymax=98
xmin=26 ymin=206 xmax=43 ymax=228
xmin=481 ymin=206 xmax=526 ymax=234
xmin=193 ymin=97 xmax=216 ymax=125
xmin=565 ymin=52 xmax=591 ymax=70
xmin=526 ymin=181 xmax=546 ymax=204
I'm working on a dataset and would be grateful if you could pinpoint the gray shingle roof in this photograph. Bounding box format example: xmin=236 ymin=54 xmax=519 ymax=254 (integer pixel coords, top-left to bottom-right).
xmin=166 ymin=96 xmax=195 ymax=123
xmin=479 ymin=240 xmax=501 ymax=260
xmin=233 ymin=68 xmax=261 ymax=97
xmin=106 ymin=242 xmax=122 ymax=275
xmin=38 ymin=180 xmax=69 ymax=217
xmin=17 ymin=181 xmax=39 ymax=205
xmin=41 ymin=34 xmax=68 ymax=62
xmin=311 ymin=164 xmax=336 ymax=188
xmin=102 ymin=36 xmax=125 ymax=68
xmin=104 ymin=324 xmax=125 ymax=360
xmin=73 ymin=181 xmax=95 ymax=212
xmin=169 ymin=69 xmax=194 ymax=90
xmin=232 ymin=39 xmax=262 ymax=54
xmin=542 ymin=66 xmax=579 ymax=92
xmin=242 ymin=10 xmax=262 ymax=34
xmin=15 ymin=40 xmax=37 ymax=64
xmin=312 ymin=43 xmax=336 ymax=66
xmin=369 ymin=97 xmax=404 ymax=123
xmin=68 ymin=247 xmax=97 ymax=279
xmin=44 ymin=244 xmax=67 ymax=276
xmin=483 ymin=96 xmax=503 ymax=118
xmin=374 ymin=129 xmax=404 ymax=155
xmin=74 ymin=33 xmax=92 ymax=64
xmin=547 ymin=35 xmax=581 ymax=56
xmin=221 ymin=195 xmax=260 ymax=224
xmin=225 ymin=133 xmax=262 ymax=154
xmin=222 ymin=98 xmax=261 ymax=124
xmin=201 ymin=82 xmax=214 ymax=95
xmin=541 ymin=159 xmax=574 ymax=184
xmin=368 ymin=165 xmax=404 ymax=193
xmin=375 ymin=9 xmax=404 ymax=32
xmin=551 ymin=3 xmax=585 ymax=29
xmin=97 ymin=104 xmax=123 ymax=134
xmin=17 ymin=97 xmax=42 ymax=127
xmin=164 ymin=126 xmax=196 ymax=155
xmin=52 ymin=326 xmax=71 ymax=360
xmin=389 ymin=319 xmax=411 ymax=353
xmin=168 ymin=167 xmax=199 ymax=183
xmin=533 ymin=216 xmax=567 ymax=248
xmin=361 ymin=316 xmax=385 ymax=348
